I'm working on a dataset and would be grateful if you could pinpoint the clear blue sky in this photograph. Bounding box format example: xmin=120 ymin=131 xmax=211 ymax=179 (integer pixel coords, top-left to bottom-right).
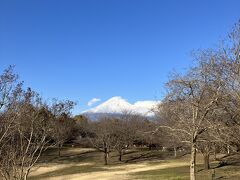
xmin=0 ymin=0 xmax=239 ymax=114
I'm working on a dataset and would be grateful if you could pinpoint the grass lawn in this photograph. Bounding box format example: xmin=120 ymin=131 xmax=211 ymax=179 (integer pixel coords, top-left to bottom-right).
xmin=28 ymin=147 xmax=240 ymax=180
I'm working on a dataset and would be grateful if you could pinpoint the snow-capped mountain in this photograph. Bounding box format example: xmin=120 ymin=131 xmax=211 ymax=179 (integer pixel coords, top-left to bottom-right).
xmin=82 ymin=96 xmax=159 ymax=119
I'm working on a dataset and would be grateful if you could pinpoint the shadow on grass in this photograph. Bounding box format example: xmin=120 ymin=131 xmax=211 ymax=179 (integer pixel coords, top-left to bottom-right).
xmin=31 ymin=147 xmax=240 ymax=180
xmin=130 ymin=165 xmax=226 ymax=180
xmin=215 ymin=177 xmax=225 ymax=179
xmin=125 ymin=151 xmax=180 ymax=163
xmin=216 ymin=153 xmax=240 ymax=168
xmin=131 ymin=163 xmax=237 ymax=180
xmin=38 ymin=149 xmax=100 ymax=165
xmin=39 ymin=147 xmax=185 ymax=167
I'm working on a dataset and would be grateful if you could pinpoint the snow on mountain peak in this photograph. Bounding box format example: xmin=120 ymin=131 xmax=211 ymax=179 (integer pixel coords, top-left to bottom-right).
xmin=82 ymin=96 xmax=160 ymax=117
xmin=104 ymin=96 xmax=130 ymax=106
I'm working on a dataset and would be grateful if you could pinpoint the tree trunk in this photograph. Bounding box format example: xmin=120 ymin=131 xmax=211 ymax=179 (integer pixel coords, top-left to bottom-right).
xmin=58 ymin=144 xmax=61 ymax=157
xmin=104 ymin=148 xmax=109 ymax=165
xmin=213 ymin=145 xmax=217 ymax=160
xmin=190 ymin=142 xmax=197 ymax=180
xmin=119 ymin=150 xmax=122 ymax=161
xmin=104 ymin=152 xmax=109 ymax=165
xmin=203 ymin=153 xmax=210 ymax=170
xmin=174 ymin=147 xmax=177 ymax=158
xmin=24 ymin=169 xmax=30 ymax=180
xmin=211 ymin=169 xmax=215 ymax=180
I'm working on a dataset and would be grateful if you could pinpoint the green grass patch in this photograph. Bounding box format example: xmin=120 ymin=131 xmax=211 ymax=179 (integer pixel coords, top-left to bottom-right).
xmin=131 ymin=164 xmax=240 ymax=180
xmin=131 ymin=166 xmax=190 ymax=180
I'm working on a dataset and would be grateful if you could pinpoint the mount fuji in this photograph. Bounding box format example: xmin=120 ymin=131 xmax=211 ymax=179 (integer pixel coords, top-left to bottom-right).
xmin=82 ymin=96 xmax=159 ymax=120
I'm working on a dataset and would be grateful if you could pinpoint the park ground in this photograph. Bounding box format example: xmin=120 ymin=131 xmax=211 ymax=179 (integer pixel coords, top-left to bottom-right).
xmin=29 ymin=147 xmax=240 ymax=180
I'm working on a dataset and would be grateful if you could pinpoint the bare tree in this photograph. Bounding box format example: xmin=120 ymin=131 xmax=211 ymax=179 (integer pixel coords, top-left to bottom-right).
xmin=49 ymin=100 xmax=75 ymax=157
xmin=195 ymin=21 xmax=240 ymax=157
xmin=113 ymin=111 xmax=141 ymax=161
xmin=0 ymin=66 xmax=19 ymax=146
xmin=156 ymin=55 xmax=223 ymax=180
xmin=0 ymin=67 xmax=75 ymax=180
xmin=216 ymin=21 xmax=240 ymax=153
xmin=0 ymin=87 xmax=52 ymax=180
xmin=88 ymin=117 xmax=118 ymax=165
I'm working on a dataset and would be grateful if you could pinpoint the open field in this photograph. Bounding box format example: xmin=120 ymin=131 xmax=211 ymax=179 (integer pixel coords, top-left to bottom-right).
xmin=28 ymin=147 xmax=240 ymax=180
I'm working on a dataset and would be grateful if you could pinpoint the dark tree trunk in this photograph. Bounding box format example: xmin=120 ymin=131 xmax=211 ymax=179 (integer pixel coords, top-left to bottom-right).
xmin=203 ymin=153 xmax=210 ymax=170
xmin=58 ymin=144 xmax=61 ymax=157
xmin=119 ymin=151 xmax=122 ymax=161
xmin=104 ymin=148 xmax=109 ymax=165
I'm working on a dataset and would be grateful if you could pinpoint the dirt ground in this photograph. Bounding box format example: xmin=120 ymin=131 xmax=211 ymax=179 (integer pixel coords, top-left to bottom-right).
xmin=28 ymin=147 xmax=240 ymax=180
xmin=30 ymin=161 xmax=189 ymax=180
